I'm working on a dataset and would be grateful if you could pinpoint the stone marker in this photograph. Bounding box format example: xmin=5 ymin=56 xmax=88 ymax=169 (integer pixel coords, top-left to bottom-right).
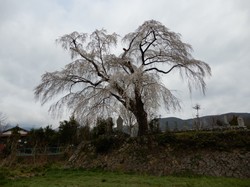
xmin=237 ymin=116 xmax=246 ymax=128
xmin=116 ymin=116 xmax=123 ymax=132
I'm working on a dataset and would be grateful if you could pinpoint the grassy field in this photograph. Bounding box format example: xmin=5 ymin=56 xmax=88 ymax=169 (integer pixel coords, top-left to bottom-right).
xmin=1 ymin=167 xmax=249 ymax=187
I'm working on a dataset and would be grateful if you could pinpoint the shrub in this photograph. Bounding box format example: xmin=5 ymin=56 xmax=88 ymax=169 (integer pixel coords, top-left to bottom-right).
xmin=92 ymin=133 xmax=128 ymax=154
xmin=156 ymin=132 xmax=177 ymax=145
xmin=155 ymin=130 xmax=250 ymax=150
xmin=93 ymin=136 xmax=114 ymax=153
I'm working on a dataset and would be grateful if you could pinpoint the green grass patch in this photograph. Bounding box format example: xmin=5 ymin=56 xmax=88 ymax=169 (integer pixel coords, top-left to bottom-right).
xmin=1 ymin=167 xmax=249 ymax=187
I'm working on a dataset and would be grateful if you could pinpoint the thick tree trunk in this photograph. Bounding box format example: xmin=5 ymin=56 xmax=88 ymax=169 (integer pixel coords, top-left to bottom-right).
xmin=135 ymin=109 xmax=148 ymax=136
xmin=133 ymin=96 xmax=148 ymax=136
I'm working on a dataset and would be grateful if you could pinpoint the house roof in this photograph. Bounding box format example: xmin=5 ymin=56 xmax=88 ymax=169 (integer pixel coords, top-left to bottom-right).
xmin=1 ymin=126 xmax=29 ymax=137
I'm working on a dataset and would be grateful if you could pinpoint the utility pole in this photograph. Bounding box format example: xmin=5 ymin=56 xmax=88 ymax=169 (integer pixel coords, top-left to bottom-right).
xmin=193 ymin=104 xmax=201 ymax=118
xmin=193 ymin=104 xmax=201 ymax=130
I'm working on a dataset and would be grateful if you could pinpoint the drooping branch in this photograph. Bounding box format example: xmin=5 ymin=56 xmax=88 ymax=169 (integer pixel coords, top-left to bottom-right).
xmin=70 ymin=37 xmax=109 ymax=81
xmin=67 ymin=74 xmax=104 ymax=87
xmin=110 ymin=92 xmax=125 ymax=105
xmin=95 ymin=31 xmax=107 ymax=75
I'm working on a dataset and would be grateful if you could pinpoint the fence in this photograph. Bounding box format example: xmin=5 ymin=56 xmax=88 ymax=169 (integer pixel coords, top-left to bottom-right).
xmin=17 ymin=147 xmax=65 ymax=156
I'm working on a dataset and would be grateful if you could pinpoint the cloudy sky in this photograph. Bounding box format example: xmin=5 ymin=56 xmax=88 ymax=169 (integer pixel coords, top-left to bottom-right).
xmin=0 ymin=0 xmax=249 ymax=128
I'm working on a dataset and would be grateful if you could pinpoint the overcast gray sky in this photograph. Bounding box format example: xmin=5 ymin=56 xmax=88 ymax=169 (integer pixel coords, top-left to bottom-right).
xmin=0 ymin=0 xmax=249 ymax=128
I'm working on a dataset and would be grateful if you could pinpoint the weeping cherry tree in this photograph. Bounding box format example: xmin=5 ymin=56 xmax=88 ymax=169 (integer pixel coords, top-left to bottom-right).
xmin=34 ymin=20 xmax=211 ymax=136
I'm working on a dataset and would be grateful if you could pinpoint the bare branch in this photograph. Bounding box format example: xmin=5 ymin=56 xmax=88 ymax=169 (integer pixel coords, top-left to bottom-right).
xmin=144 ymin=64 xmax=183 ymax=74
